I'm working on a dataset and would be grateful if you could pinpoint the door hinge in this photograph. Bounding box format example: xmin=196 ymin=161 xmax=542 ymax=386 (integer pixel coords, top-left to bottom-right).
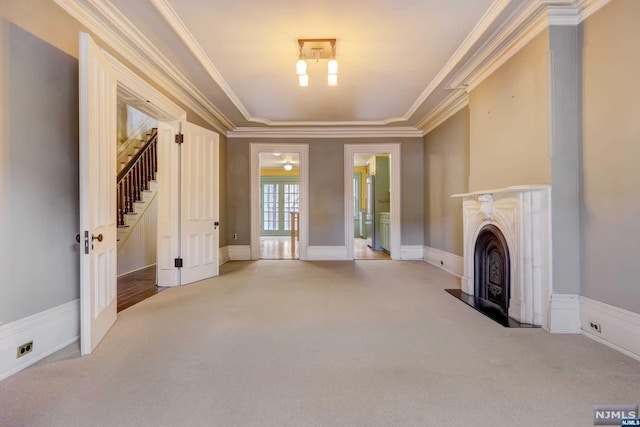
xmin=174 ymin=257 xmax=183 ymax=268
xmin=174 ymin=133 xmax=184 ymax=144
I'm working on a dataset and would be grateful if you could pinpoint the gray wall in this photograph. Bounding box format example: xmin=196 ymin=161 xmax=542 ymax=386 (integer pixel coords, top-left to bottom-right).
xmin=219 ymin=134 xmax=228 ymax=248
xmin=549 ymin=25 xmax=582 ymax=295
xmin=0 ymin=22 xmax=79 ymax=323
xmin=226 ymin=137 xmax=424 ymax=247
xmin=0 ymin=2 xmax=227 ymax=324
xmin=423 ymin=108 xmax=470 ymax=256
xmin=469 ymin=30 xmax=551 ymax=192
xmin=581 ymin=0 xmax=640 ymax=314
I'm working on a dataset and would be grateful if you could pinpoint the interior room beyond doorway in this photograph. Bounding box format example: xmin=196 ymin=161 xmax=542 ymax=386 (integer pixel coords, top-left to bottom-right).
xmin=353 ymin=152 xmax=391 ymax=260
xmin=259 ymin=152 xmax=300 ymax=260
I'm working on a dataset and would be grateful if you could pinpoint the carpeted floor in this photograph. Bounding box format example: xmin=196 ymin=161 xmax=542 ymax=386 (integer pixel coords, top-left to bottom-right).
xmin=1 ymin=260 xmax=639 ymax=427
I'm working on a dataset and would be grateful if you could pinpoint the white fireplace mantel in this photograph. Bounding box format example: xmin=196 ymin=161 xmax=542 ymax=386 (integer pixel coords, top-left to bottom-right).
xmin=452 ymin=185 xmax=552 ymax=329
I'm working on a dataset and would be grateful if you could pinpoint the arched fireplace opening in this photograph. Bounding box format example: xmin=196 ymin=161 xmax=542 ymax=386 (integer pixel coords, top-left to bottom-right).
xmin=474 ymin=224 xmax=510 ymax=316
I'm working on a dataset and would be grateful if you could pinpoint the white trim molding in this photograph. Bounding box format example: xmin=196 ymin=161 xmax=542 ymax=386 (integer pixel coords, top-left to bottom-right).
xmin=250 ymin=143 xmax=309 ymax=261
xmin=307 ymin=246 xmax=349 ymax=261
xmin=447 ymin=0 xmax=612 ymax=93
xmin=53 ymin=0 xmax=231 ymax=134
xmin=581 ymin=297 xmax=640 ymax=361
xmin=228 ymin=126 xmax=422 ymax=139
xmin=344 ymin=144 xmax=401 ymax=261
xmin=219 ymin=246 xmax=230 ymax=265
xmin=549 ymin=294 xmax=581 ymax=333
xmin=400 ymin=246 xmax=424 ymax=261
xmin=418 ymin=92 xmax=469 ymax=136
xmin=0 ymin=300 xmax=79 ymax=381
xmin=423 ymin=246 xmax=464 ymax=278
xmin=227 ymin=245 xmax=251 ymax=261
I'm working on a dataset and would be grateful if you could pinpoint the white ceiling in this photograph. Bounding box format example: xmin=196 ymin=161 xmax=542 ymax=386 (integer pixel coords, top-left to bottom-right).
xmin=164 ymin=0 xmax=495 ymax=124
xmin=260 ymin=152 xmax=299 ymax=169
xmin=70 ymin=0 xmax=557 ymax=132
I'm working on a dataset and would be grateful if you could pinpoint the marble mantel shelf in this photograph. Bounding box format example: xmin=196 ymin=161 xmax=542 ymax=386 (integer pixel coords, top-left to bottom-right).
xmin=451 ymin=185 xmax=551 ymax=198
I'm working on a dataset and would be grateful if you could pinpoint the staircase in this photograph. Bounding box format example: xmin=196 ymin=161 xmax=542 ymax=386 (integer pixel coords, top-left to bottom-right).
xmin=117 ymin=128 xmax=158 ymax=248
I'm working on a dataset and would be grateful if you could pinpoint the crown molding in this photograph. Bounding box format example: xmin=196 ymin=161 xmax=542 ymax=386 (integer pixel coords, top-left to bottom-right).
xmin=445 ymin=0 xmax=612 ymax=93
xmin=418 ymin=91 xmax=469 ymax=136
xmin=404 ymin=0 xmax=511 ymax=120
xmin=53 ymin=0 xmax=233 ymax=134
xmin=227 ymin=126 xmax=423 ymax=139
xmin=578 ymin=0 xmax=613 ymax=22
xmin=149 ymin=0 xmax=252 ymax=122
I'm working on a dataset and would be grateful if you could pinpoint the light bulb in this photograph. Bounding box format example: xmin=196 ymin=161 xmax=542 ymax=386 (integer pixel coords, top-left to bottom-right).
xmin=328 ymin=58 xmax=338 ymax=75
xmin=296 ymin=58 xmax=307 ymax=75
xmin=284 ymin=164 xmax=293 ymax=171
xmin=299 ymin=74 xmax=309 ymax=87
xmin=328 ymin=73 xmax=338 ymax=86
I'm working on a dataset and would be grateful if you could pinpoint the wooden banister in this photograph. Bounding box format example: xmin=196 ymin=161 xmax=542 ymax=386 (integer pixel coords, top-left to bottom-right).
xmin=117 ymin=128 xmax=158 ymax=228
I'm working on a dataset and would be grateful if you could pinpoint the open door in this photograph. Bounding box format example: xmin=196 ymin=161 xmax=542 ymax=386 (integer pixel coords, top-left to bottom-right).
xmin=78 ymin=33 xmax=118 ymax=355
xmin=180 ymin=122 xmax=219 ymax=285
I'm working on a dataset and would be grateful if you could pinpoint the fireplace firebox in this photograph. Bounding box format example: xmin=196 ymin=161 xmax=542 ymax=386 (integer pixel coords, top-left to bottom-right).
xmin=474 ymin=224 xmax=510 ymax=316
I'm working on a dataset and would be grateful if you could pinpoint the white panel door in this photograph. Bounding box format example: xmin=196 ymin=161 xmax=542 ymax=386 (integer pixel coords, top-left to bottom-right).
xmin=156 ymin=121 xmax=181 ymax=287
xmin=78 ymin=33 xmax=118 ymax=355
xmin=180 ymin=122 xmax=219 ymax=285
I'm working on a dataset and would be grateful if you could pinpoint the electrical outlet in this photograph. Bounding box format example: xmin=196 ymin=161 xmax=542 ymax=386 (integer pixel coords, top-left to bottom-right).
xmin=17 ymin=341 xmax=33 ymax=358
xmin=589 ymin=321 xmax=602 ymax=333
xmin=233 ymin=233 xmax=238 ymax=239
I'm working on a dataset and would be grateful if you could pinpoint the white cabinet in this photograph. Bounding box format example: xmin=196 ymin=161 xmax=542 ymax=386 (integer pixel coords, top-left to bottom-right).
xmin=380 ymin=213 xmax=390 ymax=252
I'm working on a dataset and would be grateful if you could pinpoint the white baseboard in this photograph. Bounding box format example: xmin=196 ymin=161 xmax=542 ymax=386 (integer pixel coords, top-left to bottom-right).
xmin=400 ymin=245 xmax=424 ymax=260
xmin=219 ymin=246 xmax=230 ymax=265
xmin=0 ymin=299 xmax=79 ymax=381
xmin=549 ymin=294 xmax=581 ymax=333
xmin=580 ymin=297 xmax=640 ymax=361
xmin=307 ymin=246 xmax=349 ymax=261
xmin=227 ymin=245 xmax=251 ymax=261
xmin=423 ymin=246 xmax=463 ymax=277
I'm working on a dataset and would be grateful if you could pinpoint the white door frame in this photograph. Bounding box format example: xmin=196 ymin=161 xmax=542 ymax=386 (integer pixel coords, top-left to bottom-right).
xmin=344 ymin=144 xmax=401 ymax=260
xmin=105 ymin=51 xmax=187 ymax=287
xmin=250 ymin=143 xmax=309 ymax=260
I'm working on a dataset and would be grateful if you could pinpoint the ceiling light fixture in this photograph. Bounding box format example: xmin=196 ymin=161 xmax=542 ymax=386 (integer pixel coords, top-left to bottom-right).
xmin=283 ymin=163 xmax=293 ymax=171
xmin=296 ymin=39 xmax=338 ymax=87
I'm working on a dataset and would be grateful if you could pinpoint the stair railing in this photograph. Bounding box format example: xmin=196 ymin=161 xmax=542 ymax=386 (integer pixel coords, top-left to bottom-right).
xmin=117 ymin=128 xmax=158 ymax=227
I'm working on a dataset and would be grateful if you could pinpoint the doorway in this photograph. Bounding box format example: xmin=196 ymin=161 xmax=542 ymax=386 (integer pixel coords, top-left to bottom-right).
xmin=353 ymin=153 xmax=390 ymax=260
xmin=344 ymin=144 xmax=401 ymax=260
xmin=115 ymin=99 xmax=161 ymax=311
xmin=259 ymin=152 xmax=300 ymax=259
xmin=250 ymin=144 xmax=309 ymax=260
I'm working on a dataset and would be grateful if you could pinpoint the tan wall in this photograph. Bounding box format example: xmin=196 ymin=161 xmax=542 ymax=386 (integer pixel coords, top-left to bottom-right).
xmin=468 ymin=29 xmax=551 ymax=191
xmin=581 ymin=0 xmax=640 ymax=313
xmin=423 ymin=108 xmax=470 ymax=256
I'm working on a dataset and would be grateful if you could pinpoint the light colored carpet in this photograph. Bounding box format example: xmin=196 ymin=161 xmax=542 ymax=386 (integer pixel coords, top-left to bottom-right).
xmin=1 ymin=260 xmax=639 ymax=427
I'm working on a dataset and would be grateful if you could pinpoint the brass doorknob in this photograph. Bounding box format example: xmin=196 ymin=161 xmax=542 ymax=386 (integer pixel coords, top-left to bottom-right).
xmin=92 ymin=234 xmax=103 ymax=242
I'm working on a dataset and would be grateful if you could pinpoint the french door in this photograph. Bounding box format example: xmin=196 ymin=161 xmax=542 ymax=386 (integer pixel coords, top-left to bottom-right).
xmin=261 ymin=178 xmax=299 ymax=236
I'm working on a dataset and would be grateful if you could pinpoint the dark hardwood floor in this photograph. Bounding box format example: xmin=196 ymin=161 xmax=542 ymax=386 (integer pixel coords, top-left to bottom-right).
xmin=117 ymin=265 xmax=164 ymax=312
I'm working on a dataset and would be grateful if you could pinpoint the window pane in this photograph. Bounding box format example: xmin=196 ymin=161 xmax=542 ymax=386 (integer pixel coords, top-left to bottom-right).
xmin=283 ymin=183 xmax=299 ymax=230
xmin=262 ymin=183 xmax=279 ymax=231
